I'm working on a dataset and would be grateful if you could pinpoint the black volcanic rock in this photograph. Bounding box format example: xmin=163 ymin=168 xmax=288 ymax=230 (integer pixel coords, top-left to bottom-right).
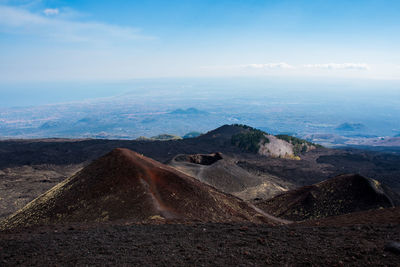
xmin=385 ymin=241 xmax=400 ymax=254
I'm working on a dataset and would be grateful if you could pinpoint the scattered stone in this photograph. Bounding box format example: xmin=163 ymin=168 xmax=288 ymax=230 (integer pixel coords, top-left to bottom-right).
xmin=149 ymin=215 xmax=164 ymax=220
xmin=257 ymin=237 xmax=265 ymax=245
xmin=239 ymin=226 xmax=248 ymax=231
xmin=384 ymin=241 xmax=400 ymax=254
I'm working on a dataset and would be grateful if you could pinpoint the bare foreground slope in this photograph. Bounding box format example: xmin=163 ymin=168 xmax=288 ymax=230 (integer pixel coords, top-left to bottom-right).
xmin=0 ymin=148 xmax=278 ymax=229
xmin=0 ymin=220 xmax=399 ymax=266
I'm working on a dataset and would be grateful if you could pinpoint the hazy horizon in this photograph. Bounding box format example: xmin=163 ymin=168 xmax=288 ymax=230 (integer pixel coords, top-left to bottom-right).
xmin=1 ymin=1 xmax=399 ymax=144
xmin=1 ymin=76 xmax=400 ymax=108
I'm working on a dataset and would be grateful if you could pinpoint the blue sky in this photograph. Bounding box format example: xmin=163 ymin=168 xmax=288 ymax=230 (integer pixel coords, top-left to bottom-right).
xmin=0 ymin=0 xmax=400 ymax=82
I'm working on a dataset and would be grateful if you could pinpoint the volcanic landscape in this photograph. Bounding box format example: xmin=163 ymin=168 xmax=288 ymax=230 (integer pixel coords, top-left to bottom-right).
xmin=0 ymin=125 xmax=399 ymax=266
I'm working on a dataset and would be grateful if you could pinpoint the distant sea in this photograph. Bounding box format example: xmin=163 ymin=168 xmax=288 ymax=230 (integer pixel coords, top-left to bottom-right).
xmin=0 ymin=82 xmax=135 ymax=108
xmin=1 ymin=77 xmax=399 ymax=109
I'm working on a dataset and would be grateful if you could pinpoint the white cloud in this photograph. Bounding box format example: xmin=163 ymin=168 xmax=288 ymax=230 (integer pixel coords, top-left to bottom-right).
xmin=241 ymin=62 xmax=295 ymax=69
xmin=0 ymin=5 xmax=154 ymax=43
xmin=203 ymin=62 xmax=373 ymax=74
xmin=303 ymin=63 xmax=370 ymax=70
xmin=43 ymin=8 xmax=59 ymax=16
xmin=200 ymin=63 xmax=296 ymax=71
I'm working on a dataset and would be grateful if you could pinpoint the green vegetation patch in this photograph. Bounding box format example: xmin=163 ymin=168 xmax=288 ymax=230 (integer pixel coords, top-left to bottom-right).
xmin=231 ymin=125 xmax=269 ymax=153
xmin=275 ymin=134 xmax=322 ymax=155
xmin=151 ymin=134 xmax=183 ymax=141
xmin=137 ymin=134 xmax=183 ymax=141
xmin=232 ymin=124 xmax=255 ymax=130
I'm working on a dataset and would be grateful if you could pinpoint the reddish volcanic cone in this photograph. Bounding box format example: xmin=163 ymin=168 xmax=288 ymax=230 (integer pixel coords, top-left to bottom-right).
xmin=1 ymin=148 xmax=277 ymax=229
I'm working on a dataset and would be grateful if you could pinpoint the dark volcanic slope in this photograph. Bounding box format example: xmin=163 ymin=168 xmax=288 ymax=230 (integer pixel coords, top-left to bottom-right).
xmin=236 ymin=147 xmax=400 ymax=194
xmin=170 ymin=152 xmax=265 ymax=193
xmin=1 ymin=148 xmax=277 ymax=229
xmin=255 ymin=174 xmax=400 ymax=221
xmin=169 ymin=152 xmax=293 ymax=200
xmin=0 ymin=125 xmax=247 ymax=168
xmin=301 ymin=206 xmax=400 ymax=227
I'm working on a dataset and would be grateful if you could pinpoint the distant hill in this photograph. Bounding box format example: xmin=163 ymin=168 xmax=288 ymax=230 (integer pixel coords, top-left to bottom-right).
xmin=345 ymin=136 xmax=400 ymax=147
xmin=151 ymin=134 xmax=182 ymax=141
xmin=0 ymin=148 xmax=277 ymax=229
xmin=336 ymin=122 xmax=366 ymax=132
xmin=182 ymin=131 xmax=202 ymax=139
xmin=39 ymin=121 xmax=62 ymax=130
xmin=135 ymin=136 xmax=153 ymax=141
xmin=74 ymin=117 xmax=99 ymax=125
xmin=135 ymin=134 xmax=183 ymax=141
xmin=254 ymin=174 xmax=400 ymax=221
xmin=230 ymin=124 xmax=318 ymax=159
xmin=169 ymin=108 xmax=208 ymax=115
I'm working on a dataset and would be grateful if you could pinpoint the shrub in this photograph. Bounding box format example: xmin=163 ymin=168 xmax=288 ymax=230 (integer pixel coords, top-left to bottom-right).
xmin=231 ymin=127 xmax=269 ymax=153
xmin=275 ymin=134 xmax=322 ymax=155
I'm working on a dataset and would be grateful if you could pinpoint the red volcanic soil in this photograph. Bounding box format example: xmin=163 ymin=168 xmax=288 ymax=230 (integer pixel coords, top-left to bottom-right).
xmin=254 ymin=174 xmax=399 ymax=221
xmin=1 ymin=148 xmax=277 ymax=229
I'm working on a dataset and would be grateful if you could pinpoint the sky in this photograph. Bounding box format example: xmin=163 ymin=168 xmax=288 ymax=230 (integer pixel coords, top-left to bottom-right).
xmin=0 ymin=0 xmax=400 ymax=83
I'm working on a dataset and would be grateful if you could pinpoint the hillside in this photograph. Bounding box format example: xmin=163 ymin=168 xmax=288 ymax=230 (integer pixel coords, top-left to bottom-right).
xmin=254 ymin=174 xmax=400 ymax=221
xmin=0 ymin=148 xmax=279 ymax=230
xmin=300 ymin=206 xmax=400 ymax=227
xmin=230 ymin=125 xmax=318 ymax=159
xmin=169 ymin=152 xmax=293 ymax=200
xmin=1 ymin=124 xmax=400 ymax=220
